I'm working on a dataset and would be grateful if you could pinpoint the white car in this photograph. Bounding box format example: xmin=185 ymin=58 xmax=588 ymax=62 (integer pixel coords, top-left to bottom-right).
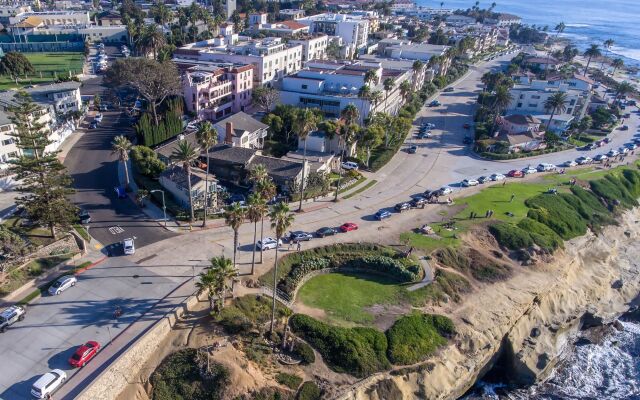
xmin=563 ymin=160 xmax=578 ymax=167
xmin=48 ymin=275 xmax=77 ymax=295
xmin=438 ymin=187 xmax=452 ymax=195
xmin=536 ymin=163 xmax=556 ymax=172
xmin=462 ymin=179 xmax=479 ymax=187
xmin=490 ymin=173 xmax=506 ymax=181
xmin=594 ymin=154 xmax=608 ymax=162
xmin=123 ymin=238 xmax=135 ymax=255
xmin=94 ymin=113 xmax=103 ymax=122
xmin=341 ymin=161 xmax=359 ymax=171
xmin=576 ymin=156 xmax=592 ymax=165
xmin=521 ymin=166 xmax=538 ymax=174
xmin=257 ymin=237 xmax=281 ymax=250
xmin=618 ymin=146 xmax=629 ymax=154
xmin=31 ymin=369 xmax=67 ymax=399
xmin=607 ymin=149 xmax=619 ymax=157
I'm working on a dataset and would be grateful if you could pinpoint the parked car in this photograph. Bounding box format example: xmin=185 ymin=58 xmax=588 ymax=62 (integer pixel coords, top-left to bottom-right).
xmin=94 ymin=113 xmax=103 ymax=123
xmin=78 ymin=208 xmax=91 ymax=224
xmin=31 ymin=369 xmax=67 ymax=399
xmin=0 ymin=305 xmax=26 ymax=333
xmin=625 ymin=143 xmax=638 ymax=150
xmin=478 ymin=176 xmax=491 ymax=184
xmin=375 ymin=210 xmax=392 ymax=220
xmin=289 ymin=231 xmax=313 ymax=243
xmin=410 ymin=196 xmax=427 ymax=207
xmin=507 ymin=169 xmax=524 ymax=178
xmin=594 ymin=154 xmax=608 ymax=162
xmin=563 ymin=160 xmax=578 ymax=167
xmin=521 ymin=166 xmax=538 ymax=175
xmin=619 ymin=146 xmax=630 ymax=154
xmin=536 ymin=163 xmax=556 ymax=172
xmin=603 ymin=137 xmax=612 ymax=144
xmin=490 ymin=173 xmax=506 ymax=181
xmin=69 ymin=341 xmax=100 ymax=368
xmin=394 ymin=202 xmax=411 ymax=212
xmin=315 ymin=227 xmax=337 ymax=238
xmin=48 ymin=275 xmax=77 ymax=295
xmin=428 ymin=100 xmax=441 ymax=107
xmin=256 ymin=237 xmax=281 ymax=250
xmin=607 ymin=149 xmax=620 ymax=157
xmin=123 ymin=238 xmax=135 ymax=255
xmin=444 ymin=87 xmax=454 ymax=92
xmin=576 ymin=156 xmax=592 ymax=165
xmin=422 ymin=123 xmax=435 ymax=129
xmin=227 ymin=193 xmax=246 ymax=205
xmin=634 ymin=138 xmax=640 ymax=145
xmin=408 ymin=145 xmax=418 ymax=154
xmin=341 ymin=161 xmax=359 ymax=171
xmin=89 ymin=121 xmax=98 ymax=129
xmin=418 ymin=131 xmax=431 ymax=139
xmin=339 ymin=222 xmax=358 ymax=232
xmin=620 ymin=125 xmax=629 ymax=131
xmin=462 ymin=178 xmax=479 ymax=187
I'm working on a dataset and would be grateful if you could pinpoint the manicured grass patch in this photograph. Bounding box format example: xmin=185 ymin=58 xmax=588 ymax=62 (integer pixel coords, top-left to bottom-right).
xmin=386 ymin=313 xmax=455 ymax=364
xmin=74 ymin=225 xmax=90 ymax=241
xmin=1 ymin=254 xmax=75 ymax=296
xmin=400 ymin=227 xmax=461 ymax=253
xmin=214 ymin=294 xmax=288 ymax=335
xmin=0 ymin=52 xmax=84 ymax=90
xmin=276 ymin=373 xmax=303 ymax=390
xmin=342 ymin=179 xmax=377 ymax=199
xmin=297 ymin=272 xmax=407 ymax=326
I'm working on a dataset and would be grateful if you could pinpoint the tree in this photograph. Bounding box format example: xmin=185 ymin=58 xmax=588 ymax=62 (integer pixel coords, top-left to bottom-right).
xmin=544 ymin=130 xmax=561 ymax=146
xmin=601 ymin=38 xmax=614 ymax=72
xmin=383 ymin=77 xmax=395 ymax=113
xmin=268 ymin=202 xmax=294 ymax=335
xmin=340 ymin=104 xmax=359 ymax=126
xmin=196 ymin=267 xmax=224 ymax=311
xmin=171 ymin=140 xmax=200 ymax=222
xmin=150 ymin=1 xmax=173 ymax=28
xmin=196 ymin=121 xmax=217 ymax=227
xmin=224 ymin=202 xmax=246 ymax=270
xmin=399 ymin=80 xmax=412 ymax=103
xmin=252 ymin=86 xmax=279 ymax=113
xmin=543 ymin=91 xmax=568 ymax=130
xmin=0 ymin=52 xmax=35 ymax=84
xmin=9 ymin=93 xmax=77 ymax=239
xmin=246 ymin=193 xmax=266 ymax=276
xmin=93 ymin=94 xmax=101 ymax=110
xmin=364 ymin=69 xmax=378 ymax=86
xmin=111 ymin=135 xmax=132 ymax=189
xmin=611 ymin=58 xmax=624 ymax=76
xmin=490 ymin=86 xmax=513 ymax=134
xmin=130 ymin=145 xmax=166 ymax=177
xmin=106 ymin=58 xmax=181 ymax=126
xmin=210 ymin=255 xmax=237 ymax=305
xmin=583 ymin=44 xmax=602 ymax=76
xmin=253 ymin=167 xmax=275 ymax=264
xmin=294 ymin=108 xmax=318 ymax=212
xmin=412 ymin=60 xmax=424 ymax=87
xmin=615 ymin=81 xmax=635 ymax=100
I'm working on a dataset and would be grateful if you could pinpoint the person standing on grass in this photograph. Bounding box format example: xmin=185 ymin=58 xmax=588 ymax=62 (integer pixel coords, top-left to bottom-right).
xmin=510 ymin=193 xmax=515 ymax=202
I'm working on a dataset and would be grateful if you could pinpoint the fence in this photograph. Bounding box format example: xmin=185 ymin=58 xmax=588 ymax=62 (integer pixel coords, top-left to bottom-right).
xmin=0 ymin=41 xmax=84 ymax=52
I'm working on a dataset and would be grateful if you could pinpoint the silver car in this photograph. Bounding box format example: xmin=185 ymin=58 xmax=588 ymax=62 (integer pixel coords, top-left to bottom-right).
xmin=48 ymin=275 xmax=77 ymax=295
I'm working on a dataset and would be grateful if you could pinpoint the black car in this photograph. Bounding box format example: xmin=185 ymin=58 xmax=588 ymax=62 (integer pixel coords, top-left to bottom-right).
xmin=478 ymin=176 xmax=491 ymax=184
xmin=463 ymin=136 xmax=473 ymax=144
xmin=78 ymin=209 xmax=91 ymax=224
xmin=410 ymin=197 xmax=427 ymax=208
xmin=394 ymin=202 xmax=411 ymax=212
xmin=315 ymin=227 xmax=337 ymax=238
xmin=289 ymin=231 xmax=313 ymax=243
xmin=408 ymin=145 xmax=418 ymax=154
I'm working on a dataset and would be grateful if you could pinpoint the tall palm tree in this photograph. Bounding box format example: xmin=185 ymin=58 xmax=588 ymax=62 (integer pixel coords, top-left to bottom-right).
xmin=196 ymin=121 xmax=218 ymax=227
xmin=543 ymin=91 xmax=568 ymax=130
xmin=490 ymin=86 xmax=513 ymax=135
xmin=399 ymin=80 xmax=412 ymax=103
xmin=268 ymin=202 xmax=294 ymax=335
xmin=545 ymin=22 xmax=565 ymax=76
xmin=363 ymin=69 xmax=378 ymax=86
xmin=171 ymin=140 xmax=200 ymax=223
xmin=111 ymin=135 xmax=132 ymax=188
xmin=383 ymin=77 xmax=395 ymax=113
xmin=615 ymin=81 xmax=634 ymax=101
xmin=210 ymin=255 xmax=237 ymax=303
xmin=369 ymin=90 xmax=383 ymax=115
xmin=341 ymin=104 xmax=360 ymax=126
xmin=294 ymin=108 xmax=318 ymax=212
xmin=196 ymin=268 xmax=224 ymax=311
xmin=583 ymin=44 xmax=602 ymax=76
xmin=357 ymin=85 xmax=372 ymax=119
xmin=246 ymin=193 xmax=267 ymax=276
xmin=224 ymin=202 xmax=246 ymax=270
xmin=141 ymin=24 xmax=166 ymax=60
xmin=412 ymin=60 xmax=423 ymax=89
xmin=150 ymin=1 xmax=173 ymax=29
xmin=601 ymin=39 xmax=614 ymax=72
xmin=611 ymin=58 xmax=624 ymax=76
xmin=255 ymin=178 xmax=275 ymax=263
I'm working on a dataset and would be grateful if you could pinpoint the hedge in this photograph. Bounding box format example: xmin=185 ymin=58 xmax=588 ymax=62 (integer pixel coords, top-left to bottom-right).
xmin=296 ymin=382 xmax=322 ymax=400
xmin=386 ymin=313 xmax=455 ymax=365
xmin=292 ymin=341 xmax=315 ymax=365
xmin=289 ymin=314 xmax=391 ymax=377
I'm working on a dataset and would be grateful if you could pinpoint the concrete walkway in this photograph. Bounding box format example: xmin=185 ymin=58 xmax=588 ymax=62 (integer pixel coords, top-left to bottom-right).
xmin=407 ymin=258 xmax=434 ymax=292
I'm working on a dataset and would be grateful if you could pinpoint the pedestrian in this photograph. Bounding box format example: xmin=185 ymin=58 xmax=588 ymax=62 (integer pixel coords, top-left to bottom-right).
xmin=510 ymin=193 xmax=515 ymax=202
xmin=288 ymin=241 xmax=293 ymax=251
xmin=485 ymin=210 xmax=490 ymax=218
xmin=297 ymin=241 xmax=301 ymax=252
xmin=503 ymin=180 xmax=506 ymax=186
xmin=490 ymin=209 xmax=494 ymax=217
xmin=470 ymin=211 xmax=474 ymax=219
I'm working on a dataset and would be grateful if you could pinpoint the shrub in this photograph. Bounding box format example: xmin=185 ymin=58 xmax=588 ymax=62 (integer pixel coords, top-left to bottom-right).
xmin=488 ymin=223 xmax=534 ymax=250
xmin=276 ymin=373 xmax=303 ymax=390
xmin=342 ymin=255 xmax=420 ymax=283
xmin=292 ymin=341 xmax=315 ymax=365
xmin=214 ymin=295 xmax=286 ymax=334
xmin=433 ymin=247 xmax=469 ymax=270
xmin=525 ymin=194 xmax=588 ymax=239
xmin=517 ymin=218 xmax=563 ymax=252
xmin=386 ymin=313 xmax=455 ymax=365
xmin=297 ymin=381 xmax=322 ymax=400
xmin=289 ymin=314 xmax=391 ymax=377
xmin=237 ymin=387 xmax=294 ymax=400
xmin=590 ymin=177 xmax=637 ymax=209
xmin=131 ymin=145 xmax=166 ymax=178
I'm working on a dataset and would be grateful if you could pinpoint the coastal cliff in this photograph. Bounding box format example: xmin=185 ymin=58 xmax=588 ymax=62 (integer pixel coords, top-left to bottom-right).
xmin=339 ymin=208 xmax=640 ymax=400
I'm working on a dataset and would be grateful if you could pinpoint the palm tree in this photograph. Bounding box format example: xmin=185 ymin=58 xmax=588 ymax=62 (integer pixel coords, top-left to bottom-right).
xmin=543 ymin=91 xmax=568 ymax=130
xmin=196 ymin=268 xmax=224 ymax=311
xmin=140 ymin=24 xmax=166 ymax=60
xmin=210 ymin=255 xmax=237 ymax=303
xmin=246 ymin=193 xmax=267 ymax=276
xmin=224 ymin=202 xmax=246 ymax=270
xmin=369 ymin=90 xmax=383 ymax=115
xmin=363 ymin=69 xmax=378 ymax=86
xmin=268 ymin=202 xmax=294 ymax=335
xmin=601 ymin=38 xmax=614 ymax=72
xmin=412 ymin=60 xmax=423 ymax=89
xmin=545 ymin=22 xmax=565 ymax=76
xmin=615 ymin=81 xmax=634 ymax=100
xmin=150 ymin=2 xmax=173 ymax=29
xmin=196 ymin=121 xmax=218 ymax=227
xmin=383 ymin=77 xmax=395 ymax=112
xmin=399 ymin=80 xmax=412 ymax=103
xmin=255 ymin=177 xmax=275 ymax=264
xmin=341 ymin=104 xmax=360 ymax=125
xmin=171 ymin=140 xmax=200 ymax=223
xmin=294 ymin=108 xmax=318 ymax=212
xmin=111 ymin=135 xmax=132 ymax=189
xmin=490 ymin=86 xmax=513 ymax=134
xmin=611 ymin=58 xmax=624 ymax=76
xmin=583 ymin=44 xmax=602 ymax=76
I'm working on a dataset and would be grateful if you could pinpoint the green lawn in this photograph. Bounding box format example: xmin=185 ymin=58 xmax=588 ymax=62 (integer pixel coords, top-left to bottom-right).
xmin=542 ymin=165 xmax=636 ymax=185
xmin=400 ymin=227 xmax=461 ymax=253
xmin=297 ymin=272 xmax=407 ymax=326
xmin=0 ymin=52 xmax=84 ymax=90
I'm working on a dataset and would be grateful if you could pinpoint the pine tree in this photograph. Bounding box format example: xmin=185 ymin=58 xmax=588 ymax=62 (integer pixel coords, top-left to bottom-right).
xmin=9 ymin=92 xmax=77 ymax=239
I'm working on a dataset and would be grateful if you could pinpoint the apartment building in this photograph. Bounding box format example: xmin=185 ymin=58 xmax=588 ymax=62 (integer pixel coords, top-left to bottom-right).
xmin=181 ymin=63 xmax=254 ymax=121
xmin=0 ymin=113 xmax=19 ymax=164
xmin=256 ymin=20 xmax=310 ymax=37
xmin=295 ymin=13 xmax=370 ymax=51
xmin=9 ymin=10 xmax=90 ymax=26
xmin=279 ymin=9 xmax=305 ymax=20
xmin=174 ymin=37 xmax=303 ymax=86
xmin=0 ymin=4 xmax=31 ymax=24
xmin=289 ymin=33 xmax=329 ymax=62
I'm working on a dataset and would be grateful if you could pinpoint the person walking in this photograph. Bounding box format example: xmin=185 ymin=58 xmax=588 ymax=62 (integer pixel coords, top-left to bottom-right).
xmin=297 ymin=241 xmax=301 ymax=252
xmin=510 ymin=193 xmax=515 ymax=203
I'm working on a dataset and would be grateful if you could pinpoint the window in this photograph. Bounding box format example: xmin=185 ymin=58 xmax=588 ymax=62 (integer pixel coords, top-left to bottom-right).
xmin=569 ymin=99 xmax=576 ymax=105
xmin=302 ymin=84 xmax=308 ymax=89
xmin=2 ymin=139 xmax=13 ymax=146
xmin=528 ymin=103 xmax=537 ymax=108
xmin=531 ymin=95 xmax=540 ymax=99
xmin=566 ymin=108 xmax=573 ymax=114
xmin=517 ymin=102 xmax=522 ymax=108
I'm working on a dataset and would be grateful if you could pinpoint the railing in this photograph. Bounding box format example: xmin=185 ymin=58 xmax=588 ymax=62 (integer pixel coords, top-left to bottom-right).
xmin=260 ymin=282 xmax=293 ymax=308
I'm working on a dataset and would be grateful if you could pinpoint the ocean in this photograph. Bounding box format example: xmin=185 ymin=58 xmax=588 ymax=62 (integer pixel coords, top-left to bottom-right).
xmin=417 ymin=0 xmax=640 ymax=68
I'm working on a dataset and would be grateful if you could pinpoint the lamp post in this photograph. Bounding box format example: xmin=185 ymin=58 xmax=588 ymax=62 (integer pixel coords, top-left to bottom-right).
xmin=334 ymin=161 xmax=343 ymax=202
xmin=150 ymin=189 xmax=167 ymax=228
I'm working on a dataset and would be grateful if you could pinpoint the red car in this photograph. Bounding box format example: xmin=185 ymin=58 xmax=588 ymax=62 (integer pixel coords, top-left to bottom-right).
xmin=507 ymin=169 xmax=524 ymax=178
xmin=339 ymin=222 xmax=358 ymax=232
xmin=69 ymin=341 xmax=100 ymax=368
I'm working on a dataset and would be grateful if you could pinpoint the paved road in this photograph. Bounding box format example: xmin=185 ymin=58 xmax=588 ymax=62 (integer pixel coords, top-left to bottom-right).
xmin=2 ymin=52 xmax=638 ymax=400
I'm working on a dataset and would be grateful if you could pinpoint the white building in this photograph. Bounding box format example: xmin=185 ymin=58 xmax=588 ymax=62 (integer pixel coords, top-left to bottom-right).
xmin=295 ymin=13 xmax=370 ymax=51
xmin=9 ymin=10 xmax=90 ymax=26
xmin=0 ymin=113 xmax=19 ymax=164
xmin=0 ymin=4 xmax=31 ymax=24
xmin=213 ymin=111 xmax=269 ymax=149
xmin=488 ymin=13 xmax=522 ymax=27
xmin=279 ymin=9 xmax=305 ymax=20
xmin=289 ymin=33 xmax=329 ymax=62
xmin=256 ymin=20 xmax=310 ymax=37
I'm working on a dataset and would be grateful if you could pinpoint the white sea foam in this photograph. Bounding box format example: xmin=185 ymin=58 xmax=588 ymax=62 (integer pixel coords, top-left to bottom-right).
xmin=610 ymin=46 xmax=640 ymax=62
xmin=565 ymin=23 xmax=591 ymax=28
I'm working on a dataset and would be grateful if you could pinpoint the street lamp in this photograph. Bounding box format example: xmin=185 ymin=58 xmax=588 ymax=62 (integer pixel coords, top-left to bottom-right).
xmin=150 ymin=189 xmax=167 ymax=228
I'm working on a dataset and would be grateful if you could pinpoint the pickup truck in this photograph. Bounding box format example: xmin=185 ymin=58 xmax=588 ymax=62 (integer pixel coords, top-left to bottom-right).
xmin=0 ymin=305 xmax=26 ymax=332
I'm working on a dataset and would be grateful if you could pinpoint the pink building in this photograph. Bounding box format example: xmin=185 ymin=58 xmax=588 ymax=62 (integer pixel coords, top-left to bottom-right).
xmin=181 ymin=64 xmax=254 ymax=121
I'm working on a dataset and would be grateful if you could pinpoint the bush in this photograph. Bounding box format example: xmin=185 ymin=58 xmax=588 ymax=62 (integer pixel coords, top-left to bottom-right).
xmin=292 ymin=341 xmax=315 ymax=365
xmin=276 ymin=373 xmax=303 ymax=390
xmin=433 ymin=247 xmax=469 ymax=270
xmin=297 ymin=381 xmax=322 ymax=400
xmin=590 ymin=176 xmax=637 ymax=209
xmin=214 ymin=295 xmax=286 ymax=334
xmin=525 ymin=194 xmax=589 ymax=240
xmin=386 ymin=313 xmax=454 ymax=365
xmin=131 ymin=145 xmax=166 ymax=178
xmin=342 ymin=255 xmax=421 ymax=283
xmin=289 ymin=314 xmax=391 ymax=377
xmin=516 ymin=218 xmax=563 ymax=252
xmin=489 ymin=223 xmax=534 ymax=250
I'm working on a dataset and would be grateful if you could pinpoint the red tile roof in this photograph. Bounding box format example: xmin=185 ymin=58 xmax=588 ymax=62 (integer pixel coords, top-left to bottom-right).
xmin=281 ymin=20 xmax=308 ymax=30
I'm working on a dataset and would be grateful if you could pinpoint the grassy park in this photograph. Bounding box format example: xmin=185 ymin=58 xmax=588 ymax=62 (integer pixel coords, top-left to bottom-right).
xmin=0 ymin=52 xmax=84 ymax=90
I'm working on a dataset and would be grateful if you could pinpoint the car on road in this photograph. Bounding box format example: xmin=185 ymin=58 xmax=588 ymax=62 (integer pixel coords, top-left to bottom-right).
xmin=563 ymin=160 xmax=578 ymax=167
xmin=607 ymin=149 xmax=620 ymax=157
xmin=626 ymin=143 xmax=638 ymax=150
xmin=79 ymin=208 xmax=91 ymax=224
xmin=536 ymin=163 xmax=556 ymax=172
xmin=69 ymin=341 xmax=100 ymax=368
xmin=48 ymin=275 xmax=77 ymax=295
xmin=438 ymin=187 xmax=452 ymax=195
xmin=462 ymin=178 xmax=479 ymax=187
xmin=428 ymin=100 xmax=441 ymax=107
xmin=444 ymin=87 xmax=454 ymax=92
xmin=227 ymin=194 xmax=246 ymax=206
xmin=417 ymin=131 xmax=431 ymax=139
xmin=315 ymin=227 xmax=337 ymax=238
xmin=463 ymin=136 xmax=473 ymax=144
xmin=422 ymin=122 xmax=435 ymax=129
xmin=339 ymin=222 xmax=358 ymax=232
xmin=375 ymin=210 xmax=392 ymax=220
xmin=89 ymin=120 xmax=98 ymax=129
xmin=0 ymin=305 xmax=26 ymax=333
xmin=619 ymin=146 xmax=630 ymax=154
xmin=289 ymin=231 xmax=313 ymax=243
xmin=31 ymin=369 xmax=67 ymax=399
xmin=408 ymin=145 xmax=418 ymax=154
xmin=507 ymin=169 xmax=524 ymax=178
xmin=478 ymin=176 xmax=491 ymax=184
xmin=341 ymin=161 xmax=359 ymax=171
xmin=576 ymin=156 xmax=592 ymax=165
xmin=123 ymin=237 xmax=135 ymax=255
xmin=394 ymin=202 xmax=411 ymax=212
xmin=521 ymin=166 xmax=538 ymax=175
xmin=594 ymin=154 xmax=608 ymax=162
xmin=256 ymin=237 xmax=281 ymax=250
xmin=410 ymin=197 xmax=427 ymax=208
xmin=620 ymin=125 xmax=629 ymax=131
xmin=603 ymin=137 xmax=612 ymax=144
xmin=490 ymin=173 xmax=506 ymax=181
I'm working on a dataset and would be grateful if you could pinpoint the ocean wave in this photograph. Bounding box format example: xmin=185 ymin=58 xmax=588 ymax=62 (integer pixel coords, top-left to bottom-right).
xmin=565 ymin=23 xmax=591 ymax=28
xmin=610 ymin=46 xmax=640 ymax=62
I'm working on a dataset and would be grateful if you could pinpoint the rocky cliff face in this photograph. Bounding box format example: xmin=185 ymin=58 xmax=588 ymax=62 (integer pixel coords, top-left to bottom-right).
xmin=339 ymin=209 xmax=640 ymax=400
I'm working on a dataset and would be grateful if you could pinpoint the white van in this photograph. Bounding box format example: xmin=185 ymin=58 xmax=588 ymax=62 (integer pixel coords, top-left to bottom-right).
xmin=31 ymin=369 xmax=66 ymax=398
xmin=123 ymin=238 xmax=135 ymax=255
